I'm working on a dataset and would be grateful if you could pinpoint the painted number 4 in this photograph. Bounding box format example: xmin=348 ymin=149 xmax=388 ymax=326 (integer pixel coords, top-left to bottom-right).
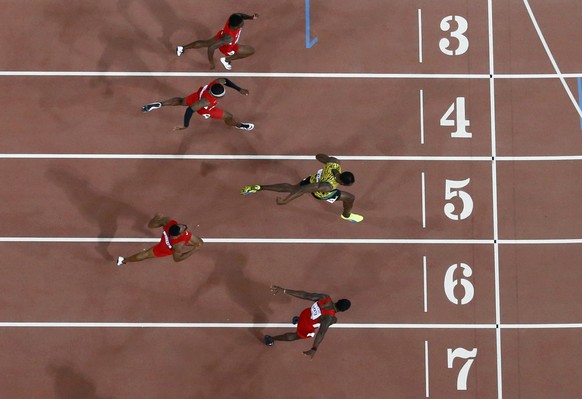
xmin=448 ymin=348 xmax=478 ymax=390
xmin=441 ymin=97 xmax=472 ymax=138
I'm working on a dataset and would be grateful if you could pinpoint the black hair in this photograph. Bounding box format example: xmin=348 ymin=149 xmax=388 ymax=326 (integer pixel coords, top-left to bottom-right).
xmin=335 ymin=299 xmax=351 ymax=312
xmin=210 ymin=83 xmax=225 ymax=97
xmin=229 ymin=14 xmax=244 ymax=28
xmin=339 ymin=171 xmax=355 ymax=186
xmin=168 ymin=224 xmax=181 ymax=236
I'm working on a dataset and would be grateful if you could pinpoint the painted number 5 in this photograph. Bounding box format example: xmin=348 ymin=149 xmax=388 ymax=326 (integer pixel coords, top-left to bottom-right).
xmin=439 ymin=16 xmax=469 ymax=56
xmin=444 ymin=178 xmax=473 ymax=220
xmin=447 ymin=348 xmax=478 ymax=390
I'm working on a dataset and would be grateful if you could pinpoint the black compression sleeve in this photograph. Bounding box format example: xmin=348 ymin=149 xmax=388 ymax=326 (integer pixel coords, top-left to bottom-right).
xmin=223 ymin=78 xmax=242 ymax=92
xmin=183 ymin=107 xmax=195 ymax=128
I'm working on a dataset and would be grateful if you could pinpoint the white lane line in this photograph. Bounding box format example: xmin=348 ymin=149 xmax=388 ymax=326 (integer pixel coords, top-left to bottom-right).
xmin=1 ymin=71 xmax=581 ymax=79
xmin=522 ymin=0 xmax=582 ymax=119
xmin=0 ymin=71 xmax=491 ymax=79
xmin=0 ymin=237 xmax=495 ymax=244
xmin=418 ymin=9 xmax=423 ymax=63
xmin=0 ymin=322 xmax=496 ymax=329
xmin=424 ymin=340 xmax=430 ymax=397
xmin=1 ymin=322 xmax=581 ymax=329
xmin=3 ymin=237 xmax=582 ymax=244
xmin=420 ymin=89 xmax=425 ymax=144
xmin=421 ymin=172 xmax=427 ymax=228
xmin=488 ymin=0 xmax=503 ymax=396
xmin=4 ymin=154 xmax=582 ymax=161
xmin=423 ymin=256 xmax=428 ymax=312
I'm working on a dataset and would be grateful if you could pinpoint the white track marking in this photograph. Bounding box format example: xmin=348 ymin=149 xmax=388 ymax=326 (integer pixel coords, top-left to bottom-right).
xmin=3 ymin=237 xmax=582 ymax=244
xmin=423 ymin=256 xmax=428 ymax=312
xmin=424 ymin=340 xmax=430 ymax=397
xmin=421 ymin=172 xmax=427 ymax=228
xmin=488 ymin=0 xmax=503 ymax=396
xmin=522 ymin=0 xmax=582 ymax=119
xmin=1 ymin=71 xmax=581 ymax=79
xmin=0 ymin=322 xmax=581 ymax=329
xmin=418 ymin=9 xmax=423 ymax=63
xmin=6 ymin=154 xmax=582 ymax=161
xmin=420 ymin=89 xmax=425 ymax=144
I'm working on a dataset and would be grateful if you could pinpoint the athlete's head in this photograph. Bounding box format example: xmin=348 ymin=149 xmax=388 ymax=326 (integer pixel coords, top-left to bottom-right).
xmin=168 ymin=223 xmax=187 ymax=237
xmin=210 ymin=83 xmax=226 ymax=98
xmin=335 ymin=299 xmax=351 ymax=312
xmin=339 ymin=172 xmax=355 ymax=186
xmin=229 ymin=14 xmax=244 ymax=29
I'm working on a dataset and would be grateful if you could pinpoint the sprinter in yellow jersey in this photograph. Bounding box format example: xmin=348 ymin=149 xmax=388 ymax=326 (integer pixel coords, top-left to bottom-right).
xmin=240 ymin=154 xmax=363 ymax=222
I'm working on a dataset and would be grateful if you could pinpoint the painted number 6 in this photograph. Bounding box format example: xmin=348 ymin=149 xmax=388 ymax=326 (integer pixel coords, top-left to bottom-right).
xmin=444 ymin=263 xmax=474 ymax=305
xmin=444 ymin=178 xmax=473 ymax=220
xmin=439 ymin=16 xmax=469 ymax=56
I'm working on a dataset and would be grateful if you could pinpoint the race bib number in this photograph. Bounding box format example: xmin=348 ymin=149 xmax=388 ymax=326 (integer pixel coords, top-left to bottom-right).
xmin=325 ymin=197 xmax=337 ymax=204
xmin=314 ymin=169 xmax=323 ymax=182
xmin=310 ymin=302 xmax=322 ymax=319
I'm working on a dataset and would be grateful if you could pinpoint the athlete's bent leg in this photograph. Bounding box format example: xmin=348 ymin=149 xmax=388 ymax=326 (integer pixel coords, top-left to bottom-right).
xmin=258 ymin=183 xmax=298 ymax=193
xmin=180 ymin=38 xmax=215 ymax=50
xmin=338 ymin=191 xmax=355 ymax=218
xmin=271 ymin=332 xmax=302 ymax=342
xmin=160 ymin=97 xmax=187 ymax=106
xmin=226 ymin=45 xmax=255 ymax=62
xmin=122 ymin=247 xmax=156 ymax=263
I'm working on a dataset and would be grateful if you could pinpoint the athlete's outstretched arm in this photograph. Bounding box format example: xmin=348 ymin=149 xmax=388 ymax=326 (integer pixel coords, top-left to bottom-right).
xmin=236 ymin=13 xmax=259 ymax=20
xmin=316 ymin=154 xmax=340 ymax=164
xmin=271 ymin=285 xmax=328 ymax=301
xmin=207 ymin=36 xmax=232 ymax=69
xmin=148 ymin=214 xmax=170 ymax=228
xmin=303 ymin=315 xmax=337 ymax=359
xmin=214 ymin=78 xmax=249 ymax=95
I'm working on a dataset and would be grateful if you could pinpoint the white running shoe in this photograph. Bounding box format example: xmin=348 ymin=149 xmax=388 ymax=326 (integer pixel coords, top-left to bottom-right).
xmin=116 ymin=256 xmax=125 ymax=266
xmin=141 ymin=102 xmax=162 ymax=112
xmin=176 ymin=46 xmax=184 ymax=56
xmin=236 ymin=123 xmax=254 ymax=131
xmin=220 ymin=57 xmax=232 ymax=70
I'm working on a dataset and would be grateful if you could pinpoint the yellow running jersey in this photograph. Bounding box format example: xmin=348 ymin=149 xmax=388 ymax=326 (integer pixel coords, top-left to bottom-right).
xmin=310 ymin=162 xmax=341 ymax=199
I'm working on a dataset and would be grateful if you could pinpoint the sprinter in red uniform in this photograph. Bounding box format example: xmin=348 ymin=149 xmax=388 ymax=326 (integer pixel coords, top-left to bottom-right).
xmin=176 ymin=13 xmax=258 ymax=70
xmin=141 ymin=78 xmax=254 ymax=131
xmin=116 ymin=214 xmax=203 ymax=266
xmin=263 ymin=285 xmax=351 ymax=359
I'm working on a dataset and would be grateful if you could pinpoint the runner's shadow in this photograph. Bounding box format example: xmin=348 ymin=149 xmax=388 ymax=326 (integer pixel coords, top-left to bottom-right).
xmin=116 ymin=0 xmax=207 ymax=52
xmin=48 ymin=364 xmax=113 ymax=399
xmin=45 ymin=167 xmax=151 ymax=261
xmin=191 ymin=248 xmax=277 ymax=339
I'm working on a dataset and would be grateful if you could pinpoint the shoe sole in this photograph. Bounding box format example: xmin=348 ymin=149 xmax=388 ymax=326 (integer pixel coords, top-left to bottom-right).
xmin=220 ymin=57 xmax=232 ymax=70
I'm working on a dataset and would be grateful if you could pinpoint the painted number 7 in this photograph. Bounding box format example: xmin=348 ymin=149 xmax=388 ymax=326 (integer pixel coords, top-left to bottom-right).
xmin=447 ymin=348 xmax=478 ymax=390
xmin=444 ymin=178 xmax=473 ymax=220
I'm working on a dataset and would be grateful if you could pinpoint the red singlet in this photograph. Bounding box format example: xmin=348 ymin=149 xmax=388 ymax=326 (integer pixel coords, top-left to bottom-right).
xmin=296 ymin=297 xmax=337 ymax=339
xmin=184 ymin=82 xmax=225 ymax=120
xmin=152 ymin=220 xmax=192 ymax=257
xmin=215 ymin=18 xmax=242 ymax=56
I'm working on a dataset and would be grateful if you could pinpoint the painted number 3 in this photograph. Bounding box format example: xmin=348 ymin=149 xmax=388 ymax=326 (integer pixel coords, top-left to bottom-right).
xmin=439 ymin=16 xmax=469 ymax=56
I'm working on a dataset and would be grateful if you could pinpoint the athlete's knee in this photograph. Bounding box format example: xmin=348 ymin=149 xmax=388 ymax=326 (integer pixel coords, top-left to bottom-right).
xmin=340 ymin=191 xmax=355 ymax=202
